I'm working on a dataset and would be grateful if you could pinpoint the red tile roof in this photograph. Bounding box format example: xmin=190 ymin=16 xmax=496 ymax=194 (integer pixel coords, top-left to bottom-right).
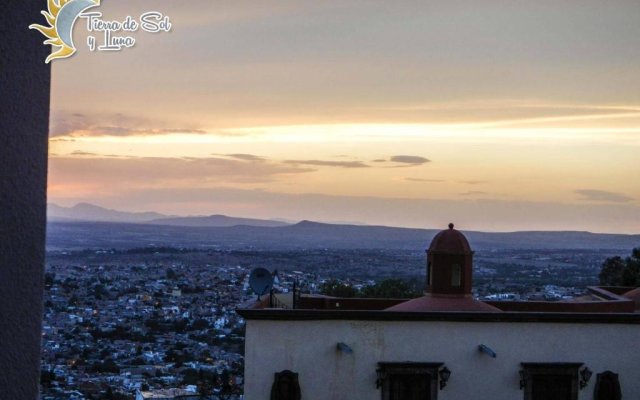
xmin=623 ymin=287 xmax=640 ymax=311
xmin=385 ymin=295 xmax=501 ymax=312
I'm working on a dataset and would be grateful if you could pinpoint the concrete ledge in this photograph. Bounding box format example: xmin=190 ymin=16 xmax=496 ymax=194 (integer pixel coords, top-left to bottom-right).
xmin=236 ymin=308 xmax=640 ymax=324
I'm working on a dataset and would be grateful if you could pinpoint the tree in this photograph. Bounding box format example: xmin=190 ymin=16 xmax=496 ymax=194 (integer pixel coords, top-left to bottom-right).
xmin=599 ymin=248 xmax=640 ymax=287
xmin=360 ymin=279 xmax=420 ymax=298
xmin=92 ymin=283 xmax=108 ymax=299
xmin=197 ymin=378 xmax=214 ymax=397
xmin=599 ymin=256 xmax=626 ymax=286
xmin=190 ymin=318 xmax=210 ymax=331
xmin=319 ymin=279 xmax=358 ymax=297
xmin=181 ymin=368 xmax=199 ymax=385
xmin=44 ymin=272 xmax=55 ymax=286
xmin=90 ymin=358 xmax=119 ymax=374
xmin=621 ymin=248 xmax=640 ymax=286
xmin=40 ymin=369 xmax=56 ymax=388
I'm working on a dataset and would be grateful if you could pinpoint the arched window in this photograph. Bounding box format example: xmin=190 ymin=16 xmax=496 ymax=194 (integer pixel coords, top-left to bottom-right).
xmin=594 ymin=371 xmax=621 ymax=400
xmin=271 ymin=370 xmax=301 ymax=400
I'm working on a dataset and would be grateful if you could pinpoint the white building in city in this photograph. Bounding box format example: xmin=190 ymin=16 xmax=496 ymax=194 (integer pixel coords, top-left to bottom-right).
xmin=238 ymin=224 xmax=639 ymax=400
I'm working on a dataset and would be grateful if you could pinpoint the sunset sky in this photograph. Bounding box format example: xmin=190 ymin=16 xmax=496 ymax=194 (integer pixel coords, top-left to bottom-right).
xmin=48 ymin=0 xmax=640 ymax=233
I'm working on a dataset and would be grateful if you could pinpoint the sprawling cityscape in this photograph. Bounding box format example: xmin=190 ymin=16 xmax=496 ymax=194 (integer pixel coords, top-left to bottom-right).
xmin=40 ymin=242 xmax=626 ymax=399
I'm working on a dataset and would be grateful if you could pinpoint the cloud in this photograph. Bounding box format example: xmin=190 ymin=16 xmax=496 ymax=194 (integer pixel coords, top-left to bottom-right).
xmin=575 ymin=189 xmax=634 ymax=203
xmin=224 ymin=153 xmax=266 ymax=161
xmin=389 ymin=155 xmax=431 ymax=166
xmin=49 ymin=138 xmax=76 ymax=142
xmin=459 ymin=191 xmax=489 ymax=196
xmin=283 ymin=159 xmax=370 ymax=168
xmin=405 ymin=177 xmax=444 ymax=183
xmin=77 ymin=126 xmax=207 ymax=137
xmin=48 ymin=155 xmax=314 ymax=190
xmin=49 ymin=111 xmax=208 ymax=137
xmin=458 ymin=180 xmax=488 ymax=185
xmin=70 ymin=150 xmax=98 ymax=156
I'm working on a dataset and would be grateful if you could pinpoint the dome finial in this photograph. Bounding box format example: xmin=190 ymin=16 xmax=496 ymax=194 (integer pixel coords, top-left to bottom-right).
xmin=448 ymin=222 xmax=454 ymax=229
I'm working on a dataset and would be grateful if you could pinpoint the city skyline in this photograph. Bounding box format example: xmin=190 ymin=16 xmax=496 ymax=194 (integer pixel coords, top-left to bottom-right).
xmin=48 ymin=1 xmax=640 ymax=233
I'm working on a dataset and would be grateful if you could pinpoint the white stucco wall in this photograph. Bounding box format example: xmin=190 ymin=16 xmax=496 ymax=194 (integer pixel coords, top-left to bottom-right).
xmin=244 ymin=319 xmax=639 ymax=400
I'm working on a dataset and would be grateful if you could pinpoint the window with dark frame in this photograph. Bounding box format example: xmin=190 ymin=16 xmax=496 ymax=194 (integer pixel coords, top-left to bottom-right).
xmin=451 ymin=264 xmax=461 ymax=287
xmin=520 ymin=363 xmax=582 ymax=400
xmin=377 ymin=362 xmax=443 ymax=400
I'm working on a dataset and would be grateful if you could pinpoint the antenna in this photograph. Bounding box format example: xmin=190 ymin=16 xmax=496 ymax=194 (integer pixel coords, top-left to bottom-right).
xmin=248 ymin=268 xmax=273 ymax=300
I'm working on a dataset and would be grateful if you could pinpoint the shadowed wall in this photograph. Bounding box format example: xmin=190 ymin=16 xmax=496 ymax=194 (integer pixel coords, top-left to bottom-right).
xmin=0 ymin=2 xmax=51 ymax=398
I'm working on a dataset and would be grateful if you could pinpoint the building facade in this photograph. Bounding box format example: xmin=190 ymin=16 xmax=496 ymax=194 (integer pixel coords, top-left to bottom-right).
xmin=238 ymin=225 xmax=639 ymax=400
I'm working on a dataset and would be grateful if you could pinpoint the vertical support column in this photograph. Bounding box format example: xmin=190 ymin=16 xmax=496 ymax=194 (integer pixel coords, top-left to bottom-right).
xmin=0 ymin=2 xmax=51 ymax=399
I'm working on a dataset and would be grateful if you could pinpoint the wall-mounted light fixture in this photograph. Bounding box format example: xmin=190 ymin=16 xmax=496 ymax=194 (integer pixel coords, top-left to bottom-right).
xmin=478 ymin=344 xmax=497 ymax=358
xmin=336 ymin=342 xmax=353 ymax=354
xmin=580 ymin=367 xmax=592 ymax=389
xmin=439 ymin=366 xmax=451 ymax=389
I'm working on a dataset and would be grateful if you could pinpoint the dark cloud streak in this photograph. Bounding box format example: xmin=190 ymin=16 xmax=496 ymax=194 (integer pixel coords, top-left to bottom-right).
xmin=389 ymin=155 xmax=431 ymax=166
xmin=405 ymin=177 xmax=444 ymax=183
xmin=458 ymin=180 xmax=488 ymax=185
xmin=459 ymin=191 xmax=488 ymax=196
xmin=224 ymin=153 xmax=267 ymax=161
xmin=49 ymin=111 xmax=208 ymax=137
xmin=283 ymin=159 xmax=370 ymax=168
xmin=575 ymin=189 xmax=634 ymax=203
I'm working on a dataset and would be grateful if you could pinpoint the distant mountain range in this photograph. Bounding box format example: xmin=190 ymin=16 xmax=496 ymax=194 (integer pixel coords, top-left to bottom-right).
xmin=45 ymin=204 xmax=640 ymax=251
xmin=147 ymin=215 xmax=288 ymax=228
xmin=48 ymin=203 xmax=167 ymax=223
xmin=48 ymin=203 xmax=290 ymax=227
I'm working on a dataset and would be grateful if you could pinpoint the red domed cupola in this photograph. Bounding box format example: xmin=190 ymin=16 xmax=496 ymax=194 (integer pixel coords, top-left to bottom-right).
xmin=386 ymin=223 xmax=500 ymax=312
xmin=426 ymin=223 xmax=473 ymax=296
xmin=428 ymin=223 xmax=472 ymax=254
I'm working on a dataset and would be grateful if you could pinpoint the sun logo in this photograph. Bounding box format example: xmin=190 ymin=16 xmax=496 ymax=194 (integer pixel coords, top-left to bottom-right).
xmin=30 ymin=0 xmax=101 ymax=63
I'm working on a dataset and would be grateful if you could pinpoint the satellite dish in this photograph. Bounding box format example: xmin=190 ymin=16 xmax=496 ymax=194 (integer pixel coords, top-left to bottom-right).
xmin=249 ymin=268 xmax=273 ymax=297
